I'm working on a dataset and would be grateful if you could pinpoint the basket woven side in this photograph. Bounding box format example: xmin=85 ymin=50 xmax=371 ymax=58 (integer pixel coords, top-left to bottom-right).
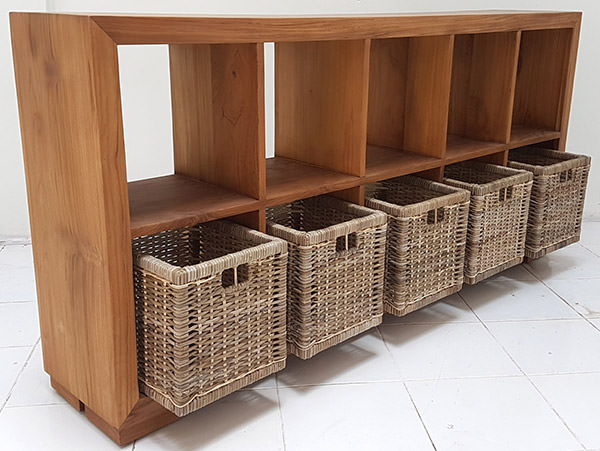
xmin=133 ymin=222 xmax=288 ymax=416
xmin=365 ymin=176 xmax=470 ymax=316
xmin=267 ymin=197 xmax=387 ymax=359
xmin=444 ymin=163 xmax=533 ymax=284
xmin=509 ymin=148 xmax=591 ymax=258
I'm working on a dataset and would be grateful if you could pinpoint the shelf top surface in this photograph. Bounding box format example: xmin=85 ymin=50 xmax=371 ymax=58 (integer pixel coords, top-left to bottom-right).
xmin=11 ymin=10 xmax=581 ymax=44
xmin=128 ymin=174 xmax=260 ymax=238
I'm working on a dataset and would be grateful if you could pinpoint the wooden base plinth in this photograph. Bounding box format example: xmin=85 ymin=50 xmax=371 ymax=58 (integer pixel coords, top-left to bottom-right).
xmin=51 ymin=377 xmax=178 ymax=446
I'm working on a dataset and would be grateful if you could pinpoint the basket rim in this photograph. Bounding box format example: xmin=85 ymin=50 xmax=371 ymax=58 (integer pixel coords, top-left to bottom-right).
xmin=134 ymin=222 xmax=287 ymax=285
xmin=444 ymin=161 xmax=533 ymax=196
xmin=266 ymin=197 xmax=387 ymax=246
xmin=508 ymin=147 xmax=591 ymax=176
xmin=365 ymin=176 xmax=470 ymax=217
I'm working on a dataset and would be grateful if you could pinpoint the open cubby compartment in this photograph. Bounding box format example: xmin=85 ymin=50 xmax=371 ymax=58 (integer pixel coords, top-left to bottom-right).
xmin=510 ymin=28 xmax=573 ymax=148
xmin=129 ymin=43 xmax=265 ymax=238
xmin=270 ymin=40 xmax=366 ymax=206
xmin=446 ymin=32 xmax=519 ymax=164
xmin=366 ymin=36 xmax=451 ymax=182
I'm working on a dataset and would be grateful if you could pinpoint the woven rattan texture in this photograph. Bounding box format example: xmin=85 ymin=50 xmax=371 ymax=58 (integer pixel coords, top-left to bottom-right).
xmin=366 ymin=176 xmax=470 ymax=316
xmin=509 ymin=148 xmax=591 ymax=259
xmin=444 ymin=162 xmax=533 ymax=284
xmin=267 ymin=196 xmax=387 ymax=359
xmin=132 ymin=221 xmax=288 ymax=416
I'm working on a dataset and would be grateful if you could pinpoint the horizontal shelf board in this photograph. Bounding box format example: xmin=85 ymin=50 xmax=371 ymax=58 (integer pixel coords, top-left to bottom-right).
xmin=266 ymin=157 xmax=360 ymax=206
xmin=365 ymin=145 xmax=442 ymax=183
xmin=129 ymin=174 xmax=260 ymax=238
xmin=445 ymin=134 xmax=507 ymax=164
xmin=509 ymin=125 xmax=561 ymax=149
xmin=84 ymin=12 xmax=581 ymax=45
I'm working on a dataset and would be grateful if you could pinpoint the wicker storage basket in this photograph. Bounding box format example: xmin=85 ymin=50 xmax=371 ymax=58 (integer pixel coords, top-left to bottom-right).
xmin=365 ymin=176 xmax=470 ymax=316
xmin=444 ymin=162 xmax=533 ymax=285
xmin=508 ymin=147 xmax=591 ymax=259
xmin=132 ymin=221 xmax=288 ymax=416
xmin=266 ymin=196 xmax=387 ymax=359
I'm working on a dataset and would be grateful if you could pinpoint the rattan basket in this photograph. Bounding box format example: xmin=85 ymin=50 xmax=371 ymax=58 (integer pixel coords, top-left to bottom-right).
xmin=132 ymin=221 xmax=288 ymax=416
xmin=266 ymin=196 xmax=387 ymax=359
xmin=365 ymin=176 xmax=470 ymax=316
xmin=444 ymin=162 xmax=533 ymax=284
xmin=508 ymin=147 xmax=591 ymax=259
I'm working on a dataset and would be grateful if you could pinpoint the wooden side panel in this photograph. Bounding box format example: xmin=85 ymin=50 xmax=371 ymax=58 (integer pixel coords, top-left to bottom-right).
xmin=403 ymin=35 xmax=454 ymax=158
xmin=10 ymin=13 xmax=138 ymax=427
xmin=367 ymin=38 xmax=408 ymax=150
xmin=449 ymin=32 xmax=520 ymax=143
xmin=170 ymin=43 xmax=265 ymax=199
xmin=558 ymin=24 xmax=581 ymax=150
xmin=513 ymin=28 xmax=573 ymax=132
xmin=275 ymin=40 xmax=370 ymax=177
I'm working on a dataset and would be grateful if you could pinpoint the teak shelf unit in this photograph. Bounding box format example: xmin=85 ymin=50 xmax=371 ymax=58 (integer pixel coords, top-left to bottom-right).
xmin=10 ymin=11 xmax=581 ymax=444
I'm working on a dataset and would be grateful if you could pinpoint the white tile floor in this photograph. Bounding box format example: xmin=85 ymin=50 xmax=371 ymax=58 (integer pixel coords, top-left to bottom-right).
xmin=1 ymin=222 xmax=600 ymax=450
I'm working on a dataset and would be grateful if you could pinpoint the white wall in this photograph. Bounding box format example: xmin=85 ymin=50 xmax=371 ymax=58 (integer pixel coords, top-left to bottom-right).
xmin=2 ymin=0 xmax=599 ymax=239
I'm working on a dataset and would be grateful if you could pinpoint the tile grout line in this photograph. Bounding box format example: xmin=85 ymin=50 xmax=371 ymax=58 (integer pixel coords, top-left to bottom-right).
xmin=457 ymin=290 xmax=587 ymax=449
xmin=579 ymin=242 xmax=600 ymax=257
xmin=522 ymin=263 xmax=600 ymax=334
xmin=0 ymin=301 xmax=37 ymax=305
xmin=273 ymin=369 xmax=600 ymax=390
xmin=0 ymin=344 xmax=39 ymax=350
xmin=375 ymin=326 xmax=438 ymax=450
xmin=274 ymin=373 xmax=288 ymax=451
xmin=403 ymin=382 xmax=438 ymax=451
xmin=0 ymin=337 xmax=40 ymax=414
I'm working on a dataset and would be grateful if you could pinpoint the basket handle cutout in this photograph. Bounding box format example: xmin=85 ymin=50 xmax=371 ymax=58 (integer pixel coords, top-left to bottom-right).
xmin=427 ymin=207 xmax=445 ymax=224
xmin=336 ymin=232 xmax=358 ymax=252
xmin=559 ymin=169 xmax=574 ymax=183
xmin=498 ymin=186 xmax=513 ymax=202
xmin=221 ymin=264 xmax=249 ymax=288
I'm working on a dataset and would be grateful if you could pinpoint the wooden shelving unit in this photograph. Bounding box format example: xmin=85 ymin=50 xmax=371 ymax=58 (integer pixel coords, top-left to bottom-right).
xmin=10 ymin=11 xmax=581 ymax=445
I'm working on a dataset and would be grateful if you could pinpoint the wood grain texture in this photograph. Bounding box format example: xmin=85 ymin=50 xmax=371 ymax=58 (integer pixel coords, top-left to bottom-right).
xmin=9 ymin=10 xmax=582 ymax=445
xmin=445 ymin=135 xmax=507 ymax=165
xmin=10 ymin=12 xmax=138 ymax=428
xmin=128 ymin=175 xmax=261 ymax=238
xmin=229 ymin=209 xmax=267 ymax=232
xmin=367 ymin=35 xmax=452 ymax=159
xmin=88 ymin=12 xmax=580 ymax=45
xmin=85 ymin=397 xmax=178 ymax=446
xmin=331 ymin=187 xmax=365 ymax=205
xmin=509 ymin=125 xmax=562 ymax=149
xmin=403 ymin=35 xmax=454 ymax=158
xmin=170 ymin=43 xmax=265 ymax=199
xmin=365 ymin=145 xmax=442 ymax=183
xmin=558 ymin=21 xmax=581 ymax=150
xmin=51 ymin=377 xmax=84 ymax=412
xmin=275 ymin=39 xmax=369 ymax=176
xmin=512 ymin=28 xmax=572 ymax=133
xmin=266 ymin=157 xmax=360 ymax=206
xmin=367 ymin=38 xmax=408 ymax=150
xmin=449 ymin=32 xmax=520 ymax=144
